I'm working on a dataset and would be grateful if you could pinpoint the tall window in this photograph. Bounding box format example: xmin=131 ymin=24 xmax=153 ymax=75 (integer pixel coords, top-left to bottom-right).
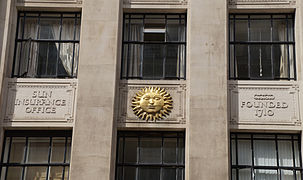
xmin=12 ymin=12 xmax=81 ymax=78
xmin=229 ymin=14 xmax=295 ymax=80
xmin=121 ymin=14 xmax=186 ymax=80
xmin=231 ymin=133 xmax=302 ymax=180
xmin=116 ymin=131 xmax=185 ymax=180
xmin=0 ymin=130 xmax=72 ymax=180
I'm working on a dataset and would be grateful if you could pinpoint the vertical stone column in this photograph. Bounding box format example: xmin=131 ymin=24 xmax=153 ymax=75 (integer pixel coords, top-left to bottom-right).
xmin=69 ymin=0 xmax=120 ymax=179
xmin=187 ymin=0 xmax=229 ymax=179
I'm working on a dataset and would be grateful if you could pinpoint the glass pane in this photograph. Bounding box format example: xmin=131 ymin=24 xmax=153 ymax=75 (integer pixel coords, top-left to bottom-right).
xmin=178 ymin=45 xmax=186 ymax=79
xmin=124 ymin=138 xmax=138 ymax=163
xmin=140 ymin=138 xmax=161 ymax=164
xmin=254 ymin=169 xmax=277 ymax=180
xmin=139 ymin=167 xmax=160 ymax=180
xmin=294 ymin=141 xmax=300 ymax=167
xmin=75 ymin=17 xmax=81 ymax=41
xmin=116 ymin=167 xmax=123 ymax=180
xmin=273 ymin=19 xmax=287 ymax=41
xmin=250 ymin=45 xmax=272 ymax=79
xmin=229 ymin=45 xmax=235 ymax=78
xmin=232 ymin=169 xmax=237 ymax=180
xmin=58 ymin=43 xmax=74 ymax=77
xmin=64 ymin=166 xmax=69 ymax=180
xmin=39 ymin=18 xmax=60 ymax=40
xmin=272 ymin=44 xmax=288 ymax=79
xmin=239 ymin=168 xmax=251 ymax=179
xmin=127 ymin=44 xmax=142 ymax=78
xmin=288 ymin=19 xmax=294 ymax=42
xmin=2 ymin=137 xmax=10 ymax=163
xmin=278 ymin=141 xmax=293 ymax=166
xmin=1 ymin=167 xmax=6 ymax=180
xmin=73 ymin=43 xmax=80 ymax=77
xmin=163 ymin=138 xmax=177 ymax=163
xmin=49 ymin=166 xmax=64 ymax=180
xmin=231 ymin=139 xmax=236 ymax=165
xmin=238 ymin=140 xmax=252 ymax=165
xmin=167 ymin=19 xmax=179 ymax=42
xmin=289 ymin=45 xmax=295 ymax=79
xmin=282 ymin=170 xmax=294 ymax=180
xmin=250 ymin=19 xmax=271 ymax=41
xmin=124 ymin=167 xmax=136 ymax=180
xmin=143 ymin=44 xmax=164 ymax=79
xmin=177 ymin=168 xmax=184 ymax=180
xmin=118 ymin=138 xmax=123 ymax=163
xmin=254 ymin=134 xmax=275 ymax=139
xmin=6 ymin=167 xmax=22 ymax=180
xmin=66 ymin=138 xmax=71 ymax=163
xmin=10 ymin=137 xmax=26 ymax=163
xmin=229 ymin=19 xmax=234 ymax=42
xmin=162 ymin=168 xmax=176 ymax=180
xmin=235 ymin=20 xmax=248 ymax=41
xmin=124 ymin=19 xmax=129 ymax=41
xmin=27 ymin=137 xmax=49 ymax=163
xmin=62 ymin=19 xmax=75 ymax=40
xmin=177 ymin=138 xmax=185 ymax=164
xmin=24 ymin=166 xmax=47 ymax=180
xmin=130 ymin=19 xmax=143 ymax=41
xmin=165 ymin=44 xmax=179 ymax=78
xmin=296 ymin=171 xmax=301 ymax=180
xmin=235 ymin=44 xmax=248 ymax=78
xmin=51 ymin=137 xmax=65 ymax=163
xmin=144 ymin=18 xmax=165 ymax=29
xmin=254 ymin=140 xmax=277 ymax=166
xmin=24 ymin=18 xmax=39 ymax=39
xmin=37 ymin=42 xmax=59 ymax=76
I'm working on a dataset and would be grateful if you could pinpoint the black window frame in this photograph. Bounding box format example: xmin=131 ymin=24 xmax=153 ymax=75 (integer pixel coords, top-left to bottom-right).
xmin=0 ymin=130 xmax=72 ymax=180
xmin=230 ymin=132 xmax=303 ymax=180
xmin=115 ymin=131 xmax=185 ymax=180
xmin=12 ymin=11 xmax=81 ymax=78
xmin=121 ymin=13 xmax=187 ymax=80
xmin=229 ymin=13 xmax=296 ymax=80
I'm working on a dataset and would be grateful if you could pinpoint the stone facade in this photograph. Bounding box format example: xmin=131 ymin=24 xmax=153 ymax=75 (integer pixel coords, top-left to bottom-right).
xmin=0 ymin=0 xmax=302 ymax=180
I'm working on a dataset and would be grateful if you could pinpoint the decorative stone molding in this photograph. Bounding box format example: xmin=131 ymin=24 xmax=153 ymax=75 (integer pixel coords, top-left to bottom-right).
xmin=17 ymin=0 xmax=82 ymax=4
xmin=229 ymin=82 xmax=300 ymax=126
xmin=124 ymin=0 xmax=187 ymax=6
xmin=118 ymin=82 xmax=186 ymax=124
xmin=3 ymin=78 xmax=77 ymax=126
xmin=229 ymin=0 xmax=295 ymax=7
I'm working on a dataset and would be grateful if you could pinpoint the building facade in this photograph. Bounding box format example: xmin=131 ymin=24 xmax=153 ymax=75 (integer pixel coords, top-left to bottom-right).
xmin=0 ymin=0 xmax=302 ymax=179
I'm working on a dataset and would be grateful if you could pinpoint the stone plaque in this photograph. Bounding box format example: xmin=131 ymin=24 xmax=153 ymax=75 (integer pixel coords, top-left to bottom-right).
xmin=229 ymin=83 xmax=300 ymax=126
xmin=4 ymin=79 xmax=77 ymax=123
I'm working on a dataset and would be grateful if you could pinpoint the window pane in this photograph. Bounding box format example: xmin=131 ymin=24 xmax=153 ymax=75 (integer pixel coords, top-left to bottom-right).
xmin=0 ymin=167 xmax=6 ymax=180
xmin=235 ymin=20 xmax=248 ymax=41
xmin=235 ymin=44 xmax=248 ymax=78
xmin=143 ymin=44 xmax=164 ymax=79
xmin=165 ymin=44 xmax=179 ymax=78
xmin=27 ymin=137 xmax=49 ymax=163
xmin=24 ymin=166 xmax=47 ymax=180
xmin=163 ymin=138 xmax=177 ymax=163
xmin=281 ymin=170 xmax=294 ymax=180
xmin=229 ymin=19 xmax=234 ymax=42
xmin=6 ymin=167 xmax=22 ymax=180
xmin=127 ymin=44 xmax=142 ymax=78
xmin=37 ymin=42 xmax=59 ymax=77
xmin=58 ymin=43 xmax=74 ymax=77
xmin=254 ymin=169 xmax=277 ymax=180
xmin=288 ymin=19 xmax=294 ymax=42
xmin=62 ymin=19 xmax=75 ymax=40
xmin=296 ymin=171 xmax=301 ymax=180
xmin=238 ymin=140 xmax=252 ymax=165
xmin=177 ymin=168 xmax=184 ymax=180
xmin=273 ymin=19 xmax=287 ymax=41
xmin=162 ymin=168 xmax=176 ymax=180
xmin=177 ymin=138 xmax=185 ymax=164
xmin=254 ymin=140 xmax=277 ymax=166
xmin=49 ymin=166 xmax=64 ymax=180
xmin=66 ymin=138 xmax=71 ymax=163
xmin=124 ymin=138 xmax=138 ymax=163
xmin=140 ymin=138 xmax=161 ymax=163
xmin=24 ymin=18 xmax=38 ymax=39
xmin=118 ymin=138 xmax=123 ymax=163
xmin=64 ymin=166 xmax=69 ymax=180
xmin=39 ymin=18 xmax=60 ymax=40
xmin=272 ymin=44 xmax=288 ymax=79
xmin=51 ymin=137 xmax=65 ymax=163
xmin=139 ymin=167 xmax=160 ymax=180
xmin=229 ymin=45 xmax=235 ymax=78
xmin=294 ymin=141 xmax=300 ymax=167
xmin=130 ymin=19 xmax=143 ymax=41
xmin=231 ymin=139 xmax=236 ymax=165
xmin=10 ymin=137 xmax=26 ymax=163
xmin=289 ymin=45 xmax=295 ymax=79
xmin=2 ymin=138 xmax=10 ymax=163
xmin=250 ymin=19 xmax=271 ymax=41
xmin=239 ymin=168 xmax=251 ymax=179
xmin=278 ymin=141 xmax=293 ymax=167
xmin=232 ymin=169 xmax=236 ymax=180
xmin=116 ymin=167 xmax=123 ymax=180
xmin=124 ymin=167 xmax=136 ymax=180
xmin=167 ymin=19 xmax=179 ymax=42
xmin=250 ymin=45 xmax=272 ymax=79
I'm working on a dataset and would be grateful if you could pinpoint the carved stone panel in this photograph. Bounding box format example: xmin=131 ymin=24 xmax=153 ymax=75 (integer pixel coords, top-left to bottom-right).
xmin=228 ymin=0 xmax=295 ymax=7
xmin=123 ymin=0 xmax=187 ymax=5
xmin=229 ymin=83 xmax=300 ymax=126
xmin=17 ymin=0 xmax=82 ymax=4
xmin=118 ymin=83 xmax=186 ymax=124
xmin=4 ymin=79 xmax=77 ymax=124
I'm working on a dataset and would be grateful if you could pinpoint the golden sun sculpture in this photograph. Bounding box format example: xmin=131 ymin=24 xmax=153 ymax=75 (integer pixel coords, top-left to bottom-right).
xmin=132 ymin=87 xmax=173 ymax=121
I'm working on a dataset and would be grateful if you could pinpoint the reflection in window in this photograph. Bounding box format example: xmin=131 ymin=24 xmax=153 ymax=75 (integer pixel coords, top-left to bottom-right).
xmin=121 ymin=14 xmax=186 ymax=80
xmin=116 ymin=131 xmax=185 ymax=180
xmin=229 ymin=14 xmax=295 ymax=80
xmin=0 ymin=130 xmax=72 ymax=180
xmin=231 ymin=133 xmax=302 ymax=180
xmin=13 ymin=12 xmax=81 ymax=78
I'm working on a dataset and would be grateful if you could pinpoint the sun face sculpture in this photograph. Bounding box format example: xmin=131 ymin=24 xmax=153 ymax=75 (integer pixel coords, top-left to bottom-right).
xmin=132 ymin=87 xmax=173 ymax=121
